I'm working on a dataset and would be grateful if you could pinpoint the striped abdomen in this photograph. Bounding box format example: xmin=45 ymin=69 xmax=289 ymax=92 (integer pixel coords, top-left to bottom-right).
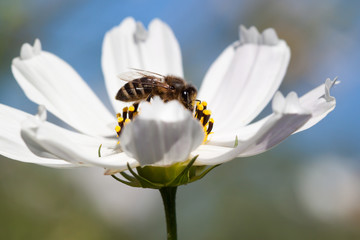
xmin=115 ymin=78 xmax=153 ymax=102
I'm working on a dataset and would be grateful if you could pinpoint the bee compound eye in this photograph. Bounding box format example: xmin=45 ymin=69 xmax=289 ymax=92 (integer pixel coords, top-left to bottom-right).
xmin=170 ymin=86 xmax=176 ymax=90
xmin=181 ymin=90 xmax=188 ymax=100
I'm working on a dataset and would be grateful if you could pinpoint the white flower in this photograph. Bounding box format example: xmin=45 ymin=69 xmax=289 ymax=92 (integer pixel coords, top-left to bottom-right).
xmin=0 ymin=17 xmax=336 ymax=175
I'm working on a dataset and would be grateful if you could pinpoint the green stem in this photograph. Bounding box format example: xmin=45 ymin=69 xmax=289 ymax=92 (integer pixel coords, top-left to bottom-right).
xmin=159 ymin=187 xmax=178 ymax=240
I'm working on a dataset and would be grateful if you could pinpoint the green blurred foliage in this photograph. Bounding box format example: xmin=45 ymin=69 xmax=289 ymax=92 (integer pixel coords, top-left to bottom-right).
xmin=177 ymin=151 xmax=360 ymax=240
xmin=2 ymin=151 xmax=360 ymax=240
xmin=0 ymin=0 xmax=29 ymax=75
xmin=0 ymin=156 xmax=133 ymax=240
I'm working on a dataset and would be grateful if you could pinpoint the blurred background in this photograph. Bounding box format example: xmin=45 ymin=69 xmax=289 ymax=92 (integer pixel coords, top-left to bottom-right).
xmin=0 ymin=0 xmax=359 ymax=239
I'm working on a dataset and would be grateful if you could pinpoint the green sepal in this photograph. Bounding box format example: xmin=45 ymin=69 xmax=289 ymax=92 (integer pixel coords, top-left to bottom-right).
xmin=111 ymin=174 xmax=141 ymax=188
xmin=99 ymin=144 xmax=143 ymax=188
xmin=109 ymin=159 xmax=221 ymax=189
xmin=189 ymin=164 xmax=221 ymax=183
xmin=120 ymin=171 xmax=137 ymax=182
xmin=136 ymin=160 xmax=189 ymax=185
xmin=168 ymin=155 xmax=198 ymax=186
xmin=126 ymin=162 xmax=164 ymax=189
xmin=101 ymin=141 xmax=220 ymax=188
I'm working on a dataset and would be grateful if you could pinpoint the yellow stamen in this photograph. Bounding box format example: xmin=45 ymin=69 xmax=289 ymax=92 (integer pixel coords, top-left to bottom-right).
xmin=133 ymin=102 xmax=139 ymax=112
xmin=203 ymin=109 xmax=211 ymax=115
xmin=193 ymin=100 xmax=214 ymax=143
xmin=129 ymin=105 xmax=135 ymax=120
xmin=114 ymin=104 xmax=141 ymax=138
xmin=196 ymin=104 xmax=204 ymax=120
xmin=207 ymin=118 xmax=214 ymax=134
xmin=122 ymin=107 xmax=128 ymax=119
xmin=202 ymin=110 xmax=211 ymax=126
xmin=117 ymin=117 xmax=124 ymax=128
xmin=201 ymin=101 xmax=207 ymax=109
xmin=115 ymin=125 xmax=121 ymax=136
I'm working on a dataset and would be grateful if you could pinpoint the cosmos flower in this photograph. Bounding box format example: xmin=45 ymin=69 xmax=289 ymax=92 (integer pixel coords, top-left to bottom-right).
xmin=0 ymin=18 xmax=336 ymax=183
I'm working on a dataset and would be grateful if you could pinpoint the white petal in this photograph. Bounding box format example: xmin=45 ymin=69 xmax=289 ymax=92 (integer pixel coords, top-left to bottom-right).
xmin=120 ymin=98 xmax=204 ymax=166
xmin=295 ymin=78 xmax=337 ymax=132
xmin=209 ymin=90 xmax=309 ymax=142
xmin=0 ymin=104 xmax=76 ymax=168
xmin=211 ymin=77 xmax=338 ymax=143
xmin=24 ymin=115 xmax=139 ymax=169
xmin=196 ymin=111 xmax=311 ymax=165
xmin=87 ymin=152 xmax=139 ymax=171
xmin=197 ymin=43 xmax=235 ymax=108
xmin=20 ymin=107 xmax=119 ymax=166
xmin=238 ymin=113 xmax=311 ymax=157
xmin=102 ymin=17 xmax=183 ymax=112
xmin=191 ymin=144 xmax=233 ymax=163
xmin=196 ymin=92 xmax=311 ymax=165
xmin=198 ymin=26 xmax=290 ymax=131
xmin=272 ymin=91 xmax=286 ymax=113
xmin=12 ymin=39 xmax=115 ymax=136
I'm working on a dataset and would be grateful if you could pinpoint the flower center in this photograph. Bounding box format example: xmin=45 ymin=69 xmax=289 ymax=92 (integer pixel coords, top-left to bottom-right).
xmin=114 ymin=100 xmax=214 ymax=143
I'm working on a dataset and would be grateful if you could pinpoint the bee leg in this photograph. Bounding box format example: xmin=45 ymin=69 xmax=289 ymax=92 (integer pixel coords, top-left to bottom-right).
xmin=146 ymin=94 xmax=152 ymax=102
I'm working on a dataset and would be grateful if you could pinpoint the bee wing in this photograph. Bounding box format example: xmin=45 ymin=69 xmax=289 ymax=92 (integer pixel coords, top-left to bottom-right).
xmin=128 ymin=68 xmax=166 ymax=78
xmin=118 ymin=70 xmax=165 ymax=82
xmin=151 ymin=80 xmax=171 ymax=89
xmin=117 ymin=71 xmax=147 ymax=82
xmin=131 ymin=77 xmax=171 ymax=90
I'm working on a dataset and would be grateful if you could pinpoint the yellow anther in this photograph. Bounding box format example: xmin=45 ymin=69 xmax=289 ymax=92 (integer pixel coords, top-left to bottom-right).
xmin=117 ymin=117 xmax=124 ymax=123
xmin=115 ymin=125 xmax=121 ymax=132
xmin=116 ymin=113 xmax=121 ymax=118
xmin=207 ymin=119 xmax=214 ymax=134
xmin=133 ymin=102 xmax=139 ymax=112
xmin=203 ymin=109 xmax=211 ymax=115
xmin=123 ymin=107 xmax=128 ymax=119
xmin=117 ymin=141 xmax=120 ymax=145
xmin=129 ymin=105 xmax=135 ymax=112
xmin=193 ymin=99 xmax=214 ymax=142
xmin=125 ymin=118 xmax=131 ymax=124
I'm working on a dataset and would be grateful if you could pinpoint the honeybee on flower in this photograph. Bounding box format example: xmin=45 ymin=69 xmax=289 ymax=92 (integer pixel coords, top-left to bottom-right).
xmin=0 ymin=17 xmax=336 ymax=182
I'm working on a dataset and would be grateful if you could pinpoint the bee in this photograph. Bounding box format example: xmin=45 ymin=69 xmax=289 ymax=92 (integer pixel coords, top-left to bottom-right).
xmin=115 ymin=70 xmax=197 ymax=111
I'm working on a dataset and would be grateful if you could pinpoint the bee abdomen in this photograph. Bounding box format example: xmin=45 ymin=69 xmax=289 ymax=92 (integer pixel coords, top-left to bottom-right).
xmin=116 ymin=80 xmax=151 ymax=101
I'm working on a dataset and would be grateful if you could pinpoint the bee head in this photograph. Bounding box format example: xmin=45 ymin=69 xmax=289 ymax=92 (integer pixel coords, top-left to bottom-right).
xmin=180 ymin=85 xmax=197 ymax=111
xmin=164 ymin=76 xmax=197 ymax=111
